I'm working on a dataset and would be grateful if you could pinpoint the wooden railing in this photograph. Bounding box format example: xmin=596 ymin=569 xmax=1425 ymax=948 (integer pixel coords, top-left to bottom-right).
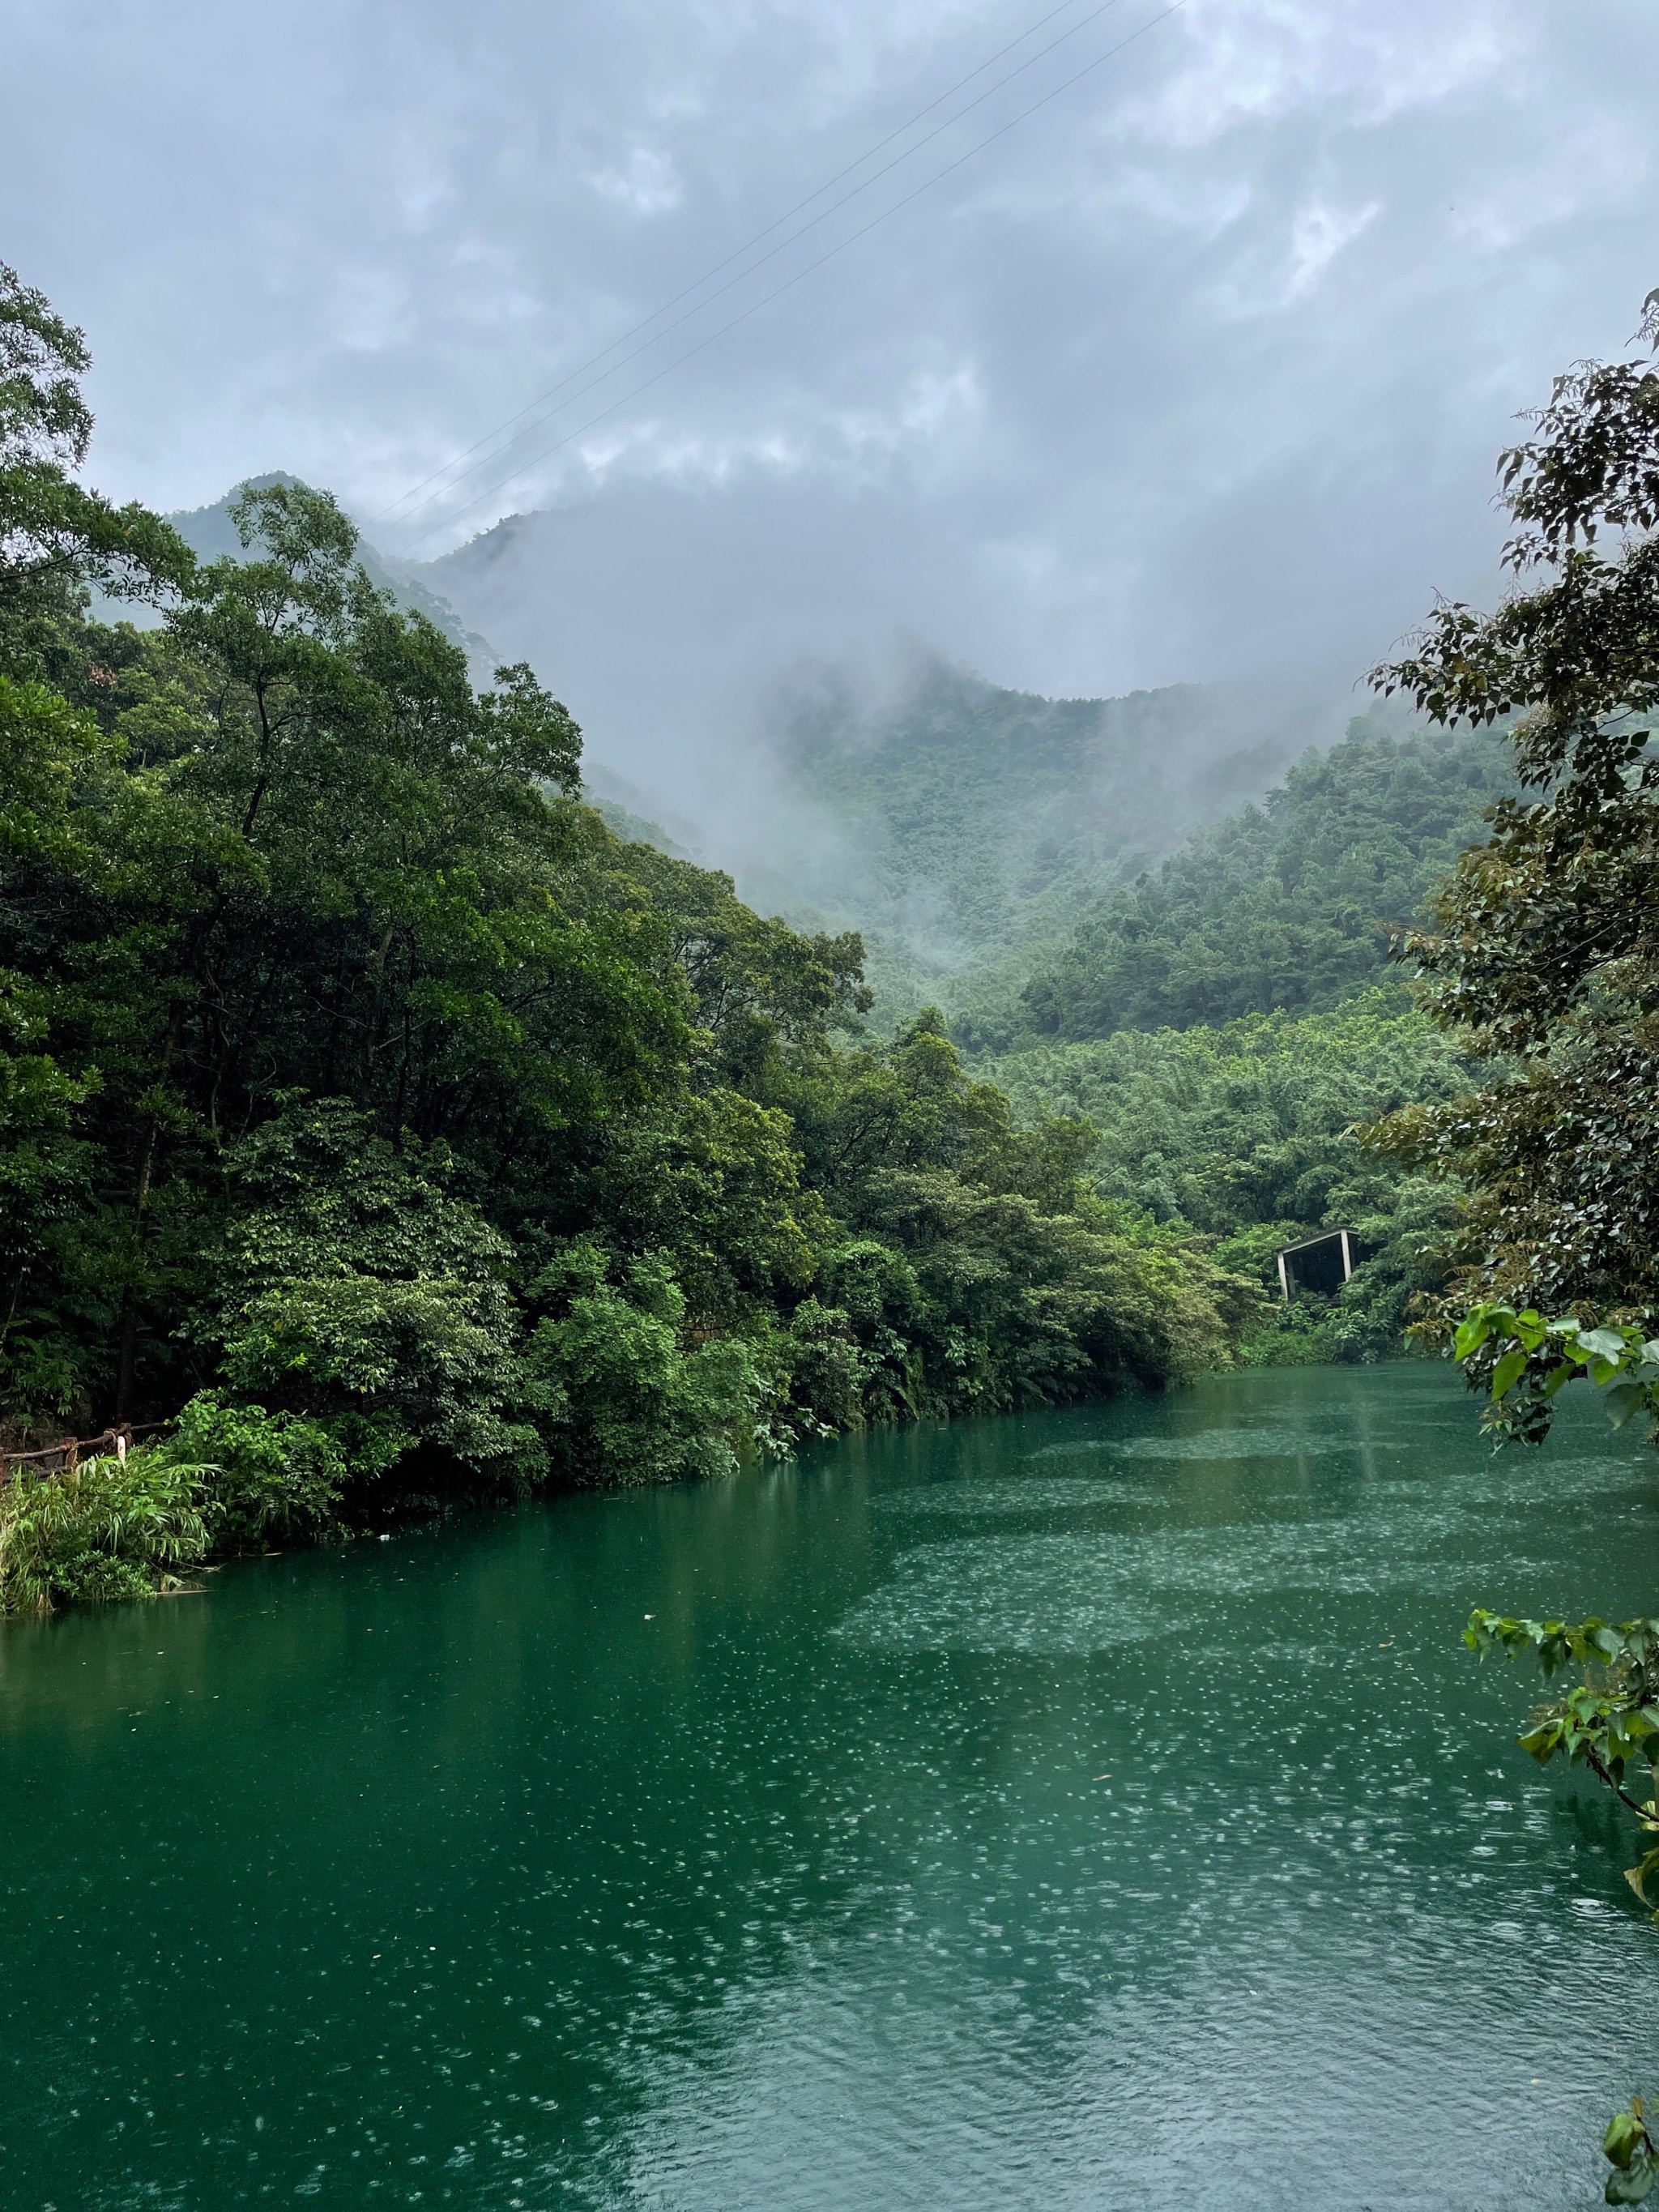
xmin=0 ymin=1421 xmax=167 ymax=1486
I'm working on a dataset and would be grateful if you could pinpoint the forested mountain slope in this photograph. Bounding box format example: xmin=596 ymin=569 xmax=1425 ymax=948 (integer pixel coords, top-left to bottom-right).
xmin=750 ymin=651 xmax=1333 ymax=970
xmin=1 ymin=267 xmax=1256 ymax=1608
xmin=966 ymin=722 xmax=1517 ymax=1362
xmin=1018 ymin=717 xmax=1516 ymax=1039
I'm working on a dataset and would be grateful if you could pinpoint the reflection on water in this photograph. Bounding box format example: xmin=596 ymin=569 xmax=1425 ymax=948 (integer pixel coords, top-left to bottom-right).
xmin=1 ymin=1364 xmax=1654 ymax=2209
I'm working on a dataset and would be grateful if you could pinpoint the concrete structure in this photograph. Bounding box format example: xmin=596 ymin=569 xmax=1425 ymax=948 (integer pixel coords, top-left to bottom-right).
xmin=1275 ymin=1228 xmax=1361 ymax=1300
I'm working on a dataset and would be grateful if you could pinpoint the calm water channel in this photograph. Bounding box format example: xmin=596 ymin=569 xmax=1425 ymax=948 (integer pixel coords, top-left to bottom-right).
xmin=4 ymin=1364 xmax=1657 ymax=2209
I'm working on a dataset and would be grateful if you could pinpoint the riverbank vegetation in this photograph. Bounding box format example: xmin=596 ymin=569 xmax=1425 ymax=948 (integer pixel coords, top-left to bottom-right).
xmin=0 ymin=263 xmax=1250 ymax=1608
xmin=980 ymin=992 xmax=1474 ymax=1366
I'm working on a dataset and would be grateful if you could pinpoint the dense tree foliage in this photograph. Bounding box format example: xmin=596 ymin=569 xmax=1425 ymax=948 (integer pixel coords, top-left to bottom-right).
xmin=1368 ymin=287 xmax=1659 ymax=2202
xmin=0 ymin=267 xmax=1244 ymax=1606
xmin=1370 ymin=286 xmax=1659 ymax=1429
xmin=982 ymin=993 xmax=1472 ymax=1364
xmin=1018 ymin=718 xmax=1515 ymax=1039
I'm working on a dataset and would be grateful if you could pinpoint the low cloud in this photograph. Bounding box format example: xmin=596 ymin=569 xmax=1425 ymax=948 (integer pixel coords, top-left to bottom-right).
xmin=5 ymin=0 xmax=1656 ymax=754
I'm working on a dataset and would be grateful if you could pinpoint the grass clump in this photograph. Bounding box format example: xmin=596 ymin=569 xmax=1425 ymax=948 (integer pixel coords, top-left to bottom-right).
xmin=0 ymin=1450 xmax=213 ymax=1612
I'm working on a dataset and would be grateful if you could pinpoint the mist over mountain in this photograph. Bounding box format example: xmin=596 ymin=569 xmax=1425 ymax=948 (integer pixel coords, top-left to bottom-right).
xmin=160 ymin=475 xmax=1382 ymax=1040
xmin=414 ymin=497 xmax=1368 ymax=1019
xmin=745 ymin=650 xmax=1337 ymax=948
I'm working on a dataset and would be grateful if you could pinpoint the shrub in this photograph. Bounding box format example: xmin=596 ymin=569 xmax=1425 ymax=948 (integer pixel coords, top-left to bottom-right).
xmin=154 ymin=1393 xmax=349 ymax=1544
xmin=778 ymin=1299 xmax=876 ymax=1439
xmin=221 ymin=1275 xmax=541 ymax=1483
xmin=528 ymin=1246 xmax=764 ymax=1485
xmin=0 ymin=1448 xmax=212 ymax=1612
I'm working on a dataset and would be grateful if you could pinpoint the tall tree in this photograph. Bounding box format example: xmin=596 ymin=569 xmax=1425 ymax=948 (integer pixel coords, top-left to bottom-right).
xmin=1374 ymin=286 xmax=1659 ymax=2205
xmin=1372 ymin=286 xmax=1659 ymax=1390
xmin=0 ymin=262 xmax=191 ymax=664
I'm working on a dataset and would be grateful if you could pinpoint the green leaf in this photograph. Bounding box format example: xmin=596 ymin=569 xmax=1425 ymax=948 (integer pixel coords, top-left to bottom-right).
xmin=1606 ymin=2158 xmax=1657 ymax=2204
xmin=1606 ymin=1382 xmax=1648 ymax=1430
xmin=1518 ymin=1719 xmax=1564 ymax=1763
xmin=1454 ymin=1312 xmax=1495 ymax=1360
xmin=1491 ymin=1346 xmax=1529 ymax=1399
xmin=1608 ymin=2112 xmax=1650 ymax=2168
xmin=1580 ymin=1328 xmax=1630 ymax=1361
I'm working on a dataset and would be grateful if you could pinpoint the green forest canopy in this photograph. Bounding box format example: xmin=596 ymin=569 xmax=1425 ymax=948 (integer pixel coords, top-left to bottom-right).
xmin=0 ymin=260 xmax=1252 ymax=1605
xmin=1017 ymin=715 xmax=1516 ymax=1040
xmin=980 ymin=993 xmax=1475 ymax=1366
xmin=0 ymin=250 xmax=1550 ymax=1610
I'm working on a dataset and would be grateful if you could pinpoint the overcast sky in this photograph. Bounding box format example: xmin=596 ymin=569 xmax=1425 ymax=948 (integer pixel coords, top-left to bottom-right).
xmin=7 ymin=0 xmax=1658 ymax=725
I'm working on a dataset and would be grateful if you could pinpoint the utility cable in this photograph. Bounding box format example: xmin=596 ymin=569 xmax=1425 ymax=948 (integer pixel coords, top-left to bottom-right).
xmin=399 ymin=2 xmax=1183 ymax=553
xmin=376 ymin=0 xmax=1124 ymax=527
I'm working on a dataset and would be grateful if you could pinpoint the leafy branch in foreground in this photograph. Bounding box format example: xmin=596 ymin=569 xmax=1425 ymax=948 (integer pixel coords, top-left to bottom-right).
xmin=1452 ymin=1303 xmax=1659 ymax=1445
xmin=1371 ymin=283 xmax=1659 ymax=2205
xmin=1606 ymin=2107 xmax=1659 ymax=2206
xmin=1465 ymin=1608 xmax=1659 ymax=1837
xmin=1468 ymin=1605 xmax=1659 ymax=2200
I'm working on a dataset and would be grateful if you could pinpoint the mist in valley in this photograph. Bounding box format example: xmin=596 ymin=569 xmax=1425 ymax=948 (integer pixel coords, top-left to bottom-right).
xmin=417 ymin=489 xmax=1362 ymax=944
xmin=16 ymin=0 xmax=1657 ymax=982
xmin=382 ymin=459 xmax=1414 ymax=1036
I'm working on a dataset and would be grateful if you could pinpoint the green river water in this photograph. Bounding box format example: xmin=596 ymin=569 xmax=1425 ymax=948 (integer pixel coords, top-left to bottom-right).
xmin=3 ymin=1364 xmax=1657 ymax=2209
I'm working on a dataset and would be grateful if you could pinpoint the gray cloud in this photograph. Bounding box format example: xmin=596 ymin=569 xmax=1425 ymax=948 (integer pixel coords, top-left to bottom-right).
xmin=6 ymin=0 xmax=1657 ymax=745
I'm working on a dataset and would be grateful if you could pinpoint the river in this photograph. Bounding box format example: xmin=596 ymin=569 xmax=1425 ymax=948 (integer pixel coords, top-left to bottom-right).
xmin=2 ymin=1364 xmax=1655 ymax=2209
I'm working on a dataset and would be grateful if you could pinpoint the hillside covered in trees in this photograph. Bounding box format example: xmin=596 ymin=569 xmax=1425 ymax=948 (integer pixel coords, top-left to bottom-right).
xmin=0 ymin=264 xmax=1251 ymax=1607
xmin=962 ymin=719 xmax=1517 ymax=1361
xmin=1017 ymin=715 xmax=1516 ymax=1041
xmin=749 ymin=651 xmax=1329 ymax=963
xmin=527 ymin=649 xmax=1496 ymax=1057
xmin=981 ymin=993 xmax=1478 ymax=1365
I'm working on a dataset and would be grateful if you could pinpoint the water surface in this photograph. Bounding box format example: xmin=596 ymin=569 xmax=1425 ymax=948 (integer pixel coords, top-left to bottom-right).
xmin=4 ymin=1364 xmax=1657 ymax=2209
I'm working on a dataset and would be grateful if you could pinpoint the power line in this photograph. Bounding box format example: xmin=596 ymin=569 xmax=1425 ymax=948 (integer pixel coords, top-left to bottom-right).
xmin=399 ymin=2 xmax=1183 ymax=555
xmin=375 ymin=0 xmax=1122 ymax=528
